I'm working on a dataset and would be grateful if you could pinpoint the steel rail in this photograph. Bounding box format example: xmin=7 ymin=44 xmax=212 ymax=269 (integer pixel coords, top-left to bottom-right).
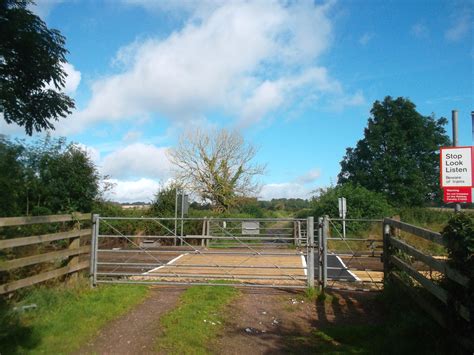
xmin=97 ymin=262 xmax=307 ymax=270
xmin=96 ymin=280 xmax=308 ymax=289
xmin=96 ymin=272 xmax=308 ymax=280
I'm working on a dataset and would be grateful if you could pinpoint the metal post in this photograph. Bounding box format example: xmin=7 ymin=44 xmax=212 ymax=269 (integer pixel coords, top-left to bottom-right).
xmin=452 ymin=110 xmax=461 ymax=213
xmin=307 ymin=217 xmax=314 ymax=288
xmin=201 ymin=217 xmax=207 ymax=247
xmin=180 ymin=190 xmax=184 ymax=240
xmin=90 ymin=214 xmax=98 ymax=287
xmin=317 ymin=217 xmax=323 ymax=290
xmin=91 ymin=214 xmax=100 ymax=286
xmin=174 ymin=189 xmax=178 ymax=246
xmin=322 ymin=215 xmax=329 ymax=289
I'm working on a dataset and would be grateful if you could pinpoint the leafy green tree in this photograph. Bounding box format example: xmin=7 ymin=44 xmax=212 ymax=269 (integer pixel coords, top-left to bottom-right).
xmin=338 ymin=96 xmax=450 ymax=206
xmin=150 ymin=184 xmax=179 ymax=217
xmin=0 ymin=135 xmax=100 ymax=216
xmin=309 ymin=183 xmax=393 ymax=220
xmin=0 ymin=136 xmax=25 ymax=216
xmin=0 ymin=0 xmax=75 ymax=135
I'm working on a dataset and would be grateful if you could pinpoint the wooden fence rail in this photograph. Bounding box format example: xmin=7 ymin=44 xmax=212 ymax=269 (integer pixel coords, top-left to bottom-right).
xmin=0 ymin=213 xmax=92 ymax=294
xmin=383 ymin=218 xmax=473 ymax=349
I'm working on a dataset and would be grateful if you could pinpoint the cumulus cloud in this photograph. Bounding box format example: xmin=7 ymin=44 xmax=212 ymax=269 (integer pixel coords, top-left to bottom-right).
xmin=59 ymin=1 xmax=361 ymax=134
xmin=104 ymin=178 xmax=162 ymax=203
xmin=101 ymin=143 xmax=172 ymax=180
xmin=260 ymin=182 xmax=314 ymax=200
xmin=259 ymin=167 xmax=321 ymax=200
xmin=45 ymin=62 xmax=81 ymax=95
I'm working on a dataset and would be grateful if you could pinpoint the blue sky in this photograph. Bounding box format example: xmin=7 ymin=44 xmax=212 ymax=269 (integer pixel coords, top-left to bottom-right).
xmin=2 ymin=0 xmax=472 ymax=202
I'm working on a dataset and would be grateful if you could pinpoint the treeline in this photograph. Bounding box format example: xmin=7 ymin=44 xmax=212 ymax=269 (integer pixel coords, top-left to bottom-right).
xmin=0 ymin=135 xmax=100 ymax=217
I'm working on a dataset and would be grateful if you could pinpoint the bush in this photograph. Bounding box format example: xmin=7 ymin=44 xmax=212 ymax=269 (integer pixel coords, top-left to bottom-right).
xmin=310 ymin=183 xmax=393 ymax=219
xmin=442 ymin=212 xmax=474 ymax=277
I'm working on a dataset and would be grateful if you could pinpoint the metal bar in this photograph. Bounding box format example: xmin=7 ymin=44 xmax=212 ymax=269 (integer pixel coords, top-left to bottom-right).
xmin=93 ymin=215 xmax=100 ymax=285
xmin=96 ymin=272 xmax=307 ymax=280
xmin=98 ymin=235 xmax=296 ymax=240
xmin=322 ymin=215 xmax=328 ymax=289
xmin=326 ymin=238 xmax=381 ymax=241
xmin=98 ymin=217 xmax=304 ymax=222
xmin=325 ymin=218 xmax=383 ymax=222
xmin=96 ymin=280 xmax=308 ymax=289
xmin=307 ymin=216 xmax=314 ymax=288
xmin=97 ymin=262 xmax=307 ymax=270
xmin=97 ymin=249 xmax=305 ymax=256
xmin=90 ymin=214 xmax=98 ymax=287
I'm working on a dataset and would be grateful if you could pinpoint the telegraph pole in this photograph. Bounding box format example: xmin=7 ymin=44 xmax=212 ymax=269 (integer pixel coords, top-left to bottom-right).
xmin=452 ymin=110 xmax=461 ymax=213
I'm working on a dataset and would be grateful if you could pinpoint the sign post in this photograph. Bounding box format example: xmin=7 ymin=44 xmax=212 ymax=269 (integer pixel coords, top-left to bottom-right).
xmin=440 ymin=146 xmax=473 ymax=206
xmin=338 ymin=197 xmax=347 ymax=239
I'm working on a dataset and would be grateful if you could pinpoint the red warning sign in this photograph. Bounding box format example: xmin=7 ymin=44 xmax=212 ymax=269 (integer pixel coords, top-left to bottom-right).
xmin=443 ymin=187 xmax=473 ymax=203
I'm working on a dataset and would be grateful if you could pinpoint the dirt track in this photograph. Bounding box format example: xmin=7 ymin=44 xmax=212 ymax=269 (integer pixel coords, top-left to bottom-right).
xmin=77 ymin=286 xmax=382 ymax=354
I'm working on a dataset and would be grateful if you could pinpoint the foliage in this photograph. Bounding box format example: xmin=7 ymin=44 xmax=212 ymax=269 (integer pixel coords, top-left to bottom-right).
xmin=259 ymin=198 xmax=311 ymax=211
xmin=338 ymin=96 xmax=450 ymax=207
xmin=150 ymin=184 xmax=179 ymax=217
xmin=1 ymin=280 xmax=149 ymax=354
xmin=169 ymin=129 xmax=265 ymax=212
xmin=0 ymin=0 xmax=75 ymax=135
xmin=442 ymin=213 xmax=474 ymax=277
xmin=156 ymin=285 xmax=239 ymax=354
xmin=310 ymin=183 xmax=393 ymax=220
xmin=0 ymin=135 xmax=100 ymax=216
xmin=398 ymin=207 xmax=454 ymax=231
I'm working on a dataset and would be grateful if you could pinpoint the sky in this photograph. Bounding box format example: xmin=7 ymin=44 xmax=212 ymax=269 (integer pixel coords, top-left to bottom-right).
xmin=2 ymin=0 xmax=473 ymax=203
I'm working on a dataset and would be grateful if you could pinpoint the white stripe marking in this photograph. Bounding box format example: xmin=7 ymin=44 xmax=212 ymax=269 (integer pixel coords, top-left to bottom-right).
xmin=335 ymin=255 xmax=360 ymax=281
xmin=144 ymin=253 xmax=188 ymax=275
xmin=301 ymin=255 xmax=307 ymax=276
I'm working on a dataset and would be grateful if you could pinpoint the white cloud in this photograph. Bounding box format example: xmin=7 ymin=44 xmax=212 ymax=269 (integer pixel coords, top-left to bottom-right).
xmin=45 ymin=62 xmax=81 ymax=95
xmin=123 ymin=130 xmax=143 ymax=142
xmin=104 ymin=178 xmax=161 ymax=203
xmin=295 ymin=168 xmax=321 ymax=184
xmin=358 ymin=32 xmax=373 ymax=45
xmin=61 ymin=1 xmax=362 ymax=134
xmin=260 ymin=182 xmax=314 ymax=200
xmin=445 ymin=13 xmax=471 ymax=42
xmin=101 ymin=143 xmax=172 ymax=180
xmin=74 ymin=143 xmax=101 ymax=164
xmin=411 ymin=23 xmax=429 ymax=39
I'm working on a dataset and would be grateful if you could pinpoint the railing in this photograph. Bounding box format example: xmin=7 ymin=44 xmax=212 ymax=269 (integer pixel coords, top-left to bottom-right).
xmin=0 ymin=213 xmax=92 ymax=294
xmin=383 ymin=218 xmax=472 ymax=349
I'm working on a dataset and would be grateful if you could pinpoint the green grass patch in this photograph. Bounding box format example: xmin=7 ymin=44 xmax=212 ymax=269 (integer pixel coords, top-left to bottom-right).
xmin=156 ymin=285 xmax=239 ymax=354
xmin=1 ymin=280 xmax=149 ymax=354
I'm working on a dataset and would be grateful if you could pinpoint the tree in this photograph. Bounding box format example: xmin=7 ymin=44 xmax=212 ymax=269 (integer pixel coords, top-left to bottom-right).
xmin=0 ymin=135 xmax=100 ymax=216
xmin=0 ymin=0 xmax=75 ymax=135
xmin=169 ymin=129 xmax=265 ymax=212
xmin=338 ymin=96 xmax=450 ymax=206
xmin=150 ymin=184 xmax=179 ymax=217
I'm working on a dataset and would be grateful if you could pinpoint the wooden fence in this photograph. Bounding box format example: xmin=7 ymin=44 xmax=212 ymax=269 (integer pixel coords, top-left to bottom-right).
xmin=383 ymin=218 xmax=473 ymax=349
xmin=0 ymin=213 xmax=92 ymax=294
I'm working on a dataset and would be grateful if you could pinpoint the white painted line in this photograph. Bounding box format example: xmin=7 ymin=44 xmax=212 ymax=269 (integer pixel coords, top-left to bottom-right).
xmin=335 ymin=255 xmax=360 ymax=281
xmin=301 ymin=255 xmax=307 ymax=276
xmin=144 ymin=253 xmax=188 ymax=275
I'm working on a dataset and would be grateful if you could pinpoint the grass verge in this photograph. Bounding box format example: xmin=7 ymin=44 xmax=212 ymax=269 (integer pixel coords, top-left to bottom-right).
xmin=1 ymin=279 xmax=149 ymax=354
xmin=156 ymin=285 xmax=239 ymax=354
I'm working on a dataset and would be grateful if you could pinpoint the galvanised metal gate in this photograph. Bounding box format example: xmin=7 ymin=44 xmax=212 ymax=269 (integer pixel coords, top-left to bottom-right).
xmin=90 ymin=215 xmax=316 ymax=289
xmin=318 ymin=216 xmax=384 ymax=291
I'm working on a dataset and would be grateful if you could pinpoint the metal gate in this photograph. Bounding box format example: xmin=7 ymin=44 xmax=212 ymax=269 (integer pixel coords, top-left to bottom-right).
xmin=90 ymin=215 xmax=315 ymax=289
xmin=318 ymin=216 xmax=384 ymax=291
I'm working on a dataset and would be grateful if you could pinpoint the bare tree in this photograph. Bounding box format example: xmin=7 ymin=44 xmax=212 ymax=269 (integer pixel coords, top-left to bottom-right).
xmin=168 ymin=129 xmax=265 ymax=212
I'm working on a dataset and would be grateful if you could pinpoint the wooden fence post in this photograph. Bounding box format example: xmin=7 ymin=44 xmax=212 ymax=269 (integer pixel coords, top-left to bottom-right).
xmin=67 ymin=217 xmax=81 ymax=282
xmin=382 ymin=220 xmax=392 ymax=283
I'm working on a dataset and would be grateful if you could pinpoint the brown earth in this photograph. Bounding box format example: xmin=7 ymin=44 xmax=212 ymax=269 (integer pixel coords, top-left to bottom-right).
xmin=76 ymin=286 xmax=183 ymax=355
xmin=77 ymin=286 xmax=382 ymax=355
xmin=215 ymin=288 xmax=382 ymax=355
